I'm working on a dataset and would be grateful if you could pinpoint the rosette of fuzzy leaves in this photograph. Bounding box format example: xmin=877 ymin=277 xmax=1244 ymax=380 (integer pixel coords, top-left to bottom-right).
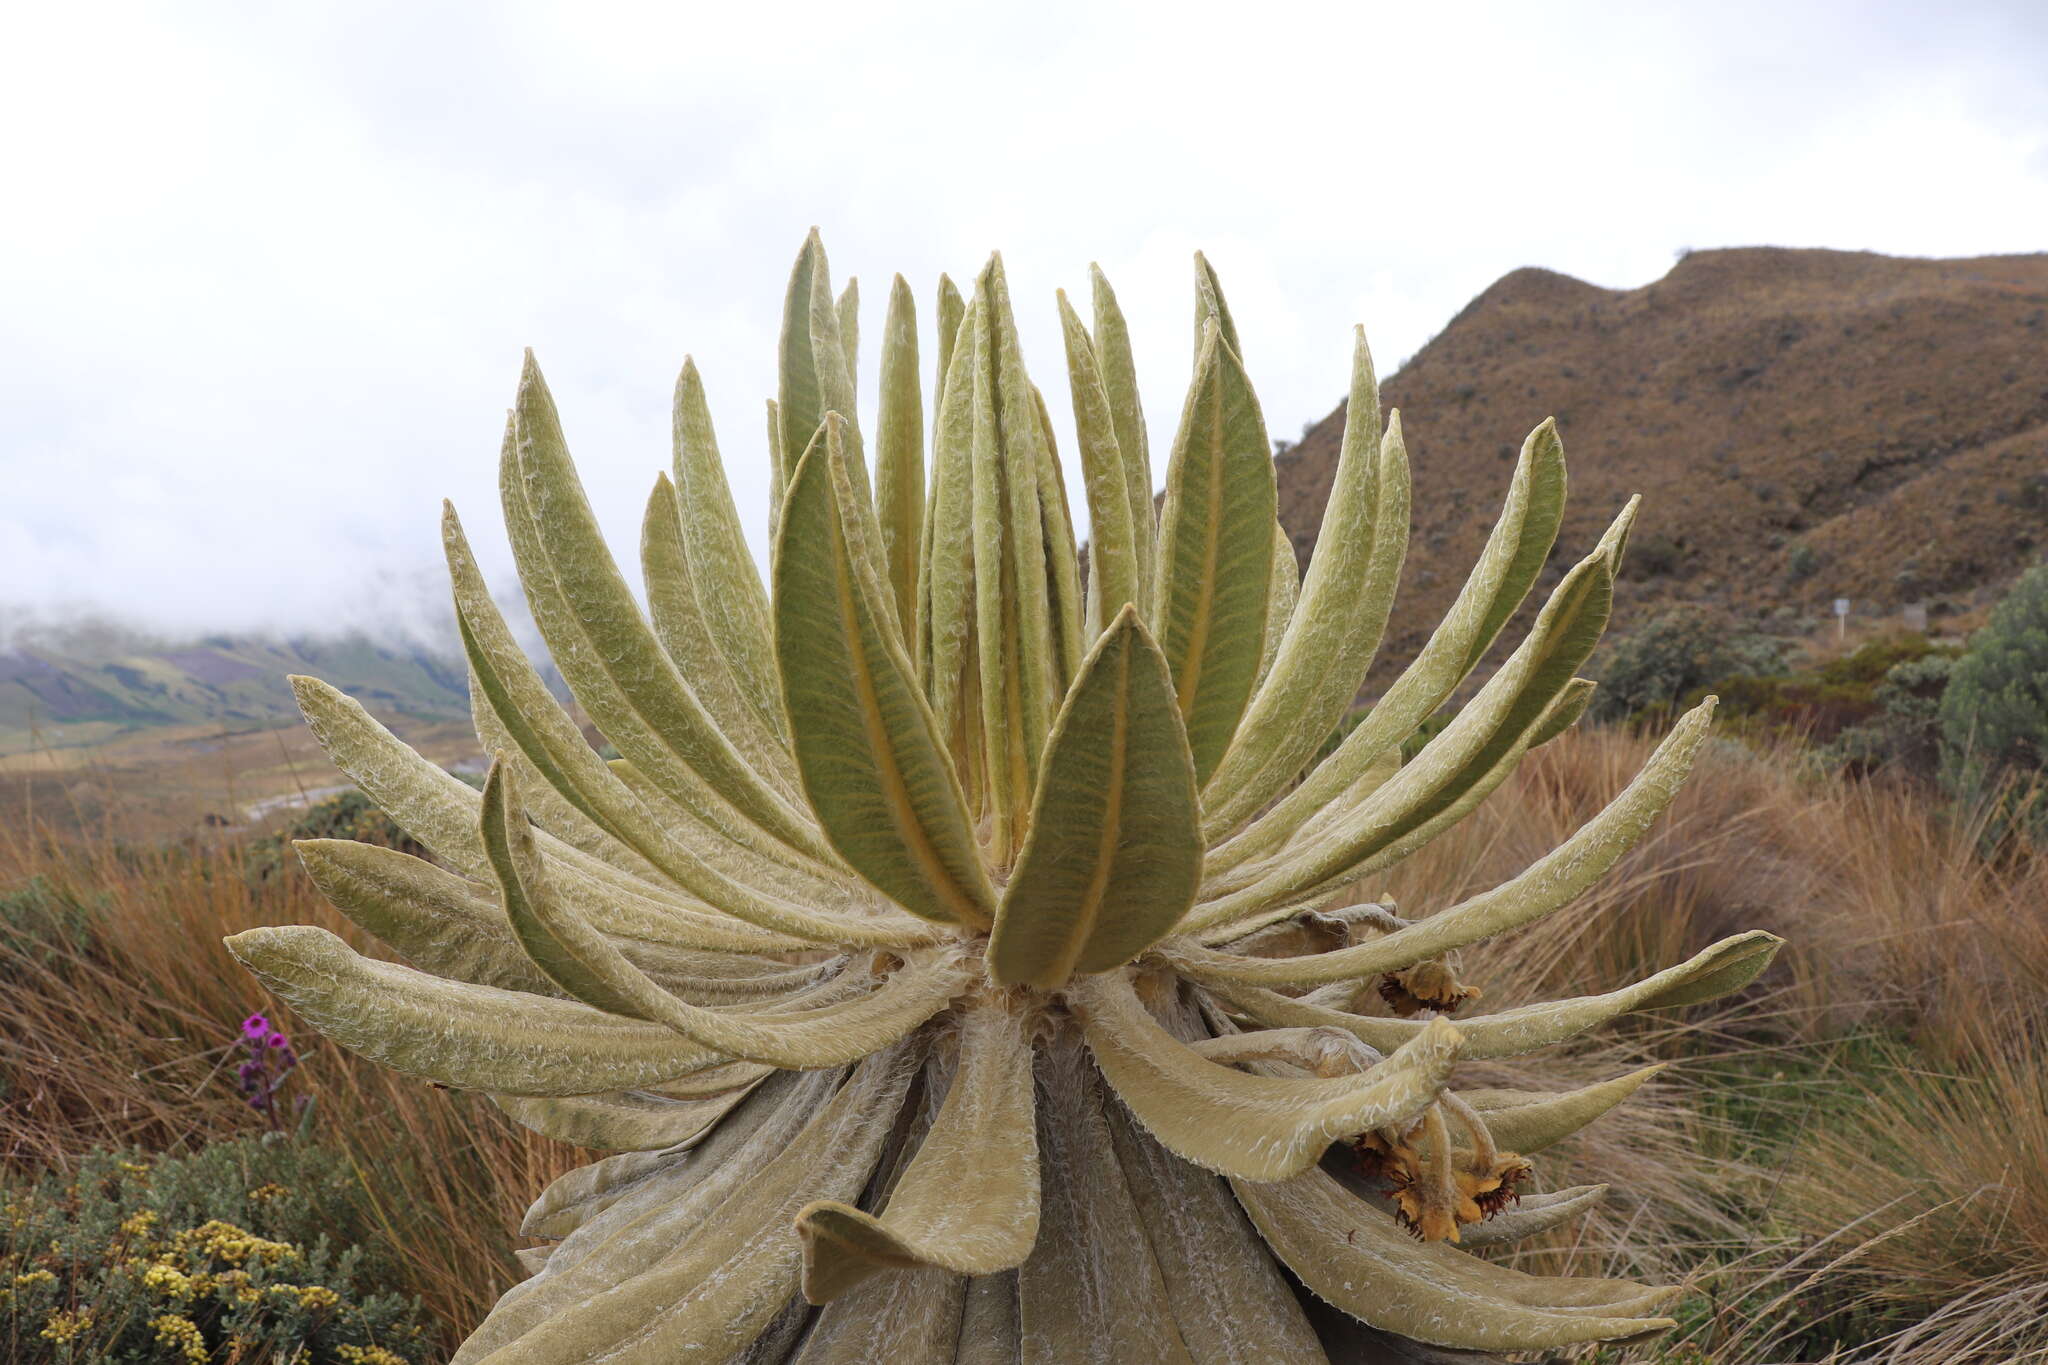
xmin=228 ymin=232 xmax=1780 ymax=1363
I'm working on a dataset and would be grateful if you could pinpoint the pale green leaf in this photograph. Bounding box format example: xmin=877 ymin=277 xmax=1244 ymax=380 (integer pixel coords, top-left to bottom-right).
xmin=1192 ymin=250 xmax=1242 ymax=363
xmin=836 ymin=275 xmax=859 ymax=398
xmin=492 ymin=1082 xmax=759 ymax=1152
xmin=1466 ymin=1067 xmax=1663 ymax=1154
xmin=504 ymin=353 xmax=830 ymax=858
xmin=1058 ymin=291 xmax=1139 ymax=637
xmin=1256 ymin=525 xmax=1299 ymax=690
xmin=224 ymin=926 xmax=724 ymax=1096
xmin=1151 ymin=320 xmax=1277 ymax=783
xmin=1232 ymin=1165 xmax=1677 ymax=1348
xmin=775 ymin=415 xmax=997 ymax=928
xmin=988 ymin=609 xmax=1201 ymax=988
xmin=1212 ymin=420 xmax=1567 ymax=873
xmin=669 ymin=358 xmax=788 ymax=744
xmin=1178 ymin=699 xmax=1719 ymax=979
xmin=1199 ymin=931 xmax=1784 ymax=1060
xmin=875 ymin=274 xmax=925 ymax=634
xmin=1090 ymin=264 xmax=1155 ymax=613
xmin=796 ymin=1000 xmax=1039 ymax=1301
xmin=1072 ymin=971 xmax=1459 ymax=1181
xmin=1202 ymin=338 xmax=1407 ymax=838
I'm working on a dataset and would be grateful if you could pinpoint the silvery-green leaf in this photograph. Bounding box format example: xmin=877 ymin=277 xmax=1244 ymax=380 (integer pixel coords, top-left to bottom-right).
xmin=1151 ymin=321 xmax=1277 ymax=783
xmin=1019 ymin=1032 xmax=1195 ymax=1365
xmin=296 ymin=671 xmax=880 ymax=953
xmin=504 ymin=353 xmax=831 ymax=859
xmin=1031 ymin=382 xmax=1086 ymax=686
xmin=988 ymin=610 xmax=1201 ymax=988
xmin=1073 ymin=972 xmax=1459 ymax=1182
xmin=766 ymin=398 xmax=789 ymax=547
xmin=1179 ymin=699 xmax=1718 ymax=979
xmin=968 ymin=256 xmax=1061 ymax=854
xmin=920 ymin=301 xmax=980 ymax=751
xmin=796 ymin=1001 xmax=1039 ymax=1301
xmin=457 ymin=1042 xmax=920 ymax=1364
xmin=1453 ymin=1184 xmax=1610 ymax=1250
xmin=484 ymin=755 xmax=970 ymax=1067
xmin=933 ymin=274 xmax=966 ymax=420
xmin=775 ymin=415 xmax=997 ymax=929
xmin=875 ymin=274 xmax=925 ymax=634
xmin=519 ymin=1069 xmax=834 ymax=1240
xmin=1232 ymin=1164 xmax=1677 ymax=1348
xmin=1100 ymin=1092 xmax=1326 ymax=1363
xmin=1188 ymin=522 xmax=1622 ymax=935
xmin=1090 ymin=264 xmax=1155 ymax=612
xmin=642 ymin=471 xmax=794 ymax=783
xmin=1528 ymin=677 xmax=1597 ymax=749
xmin=1464 ymin=1066 xmax=1663 ymax=1153
xmin=836 ymin=275 xmax=860 ymax=398
xmin=1202 ymin=338 xmax=1406 ymax=838
xmin=669 ymin=358 xmax=789 ymax=744
xmin=779 ymin=229 xmax=865 ymax=501
xmin=1256 ymin=525 xmax=1299 ymax=690
xmin=1059 ymin=290 xmax=1139 ymax=636
xmin=1201 ymin=931 xmax=1784 ymax=1059
xmin=1213 ymin=421 xmax=1567 ymax=873
xmin=492 ymin=1082 xmax=760 ymax=1152
xmin=1191 ymin=250 xmax=1242 ymax=364
xmin=224 ymin=926 xmax=724 ymax=1096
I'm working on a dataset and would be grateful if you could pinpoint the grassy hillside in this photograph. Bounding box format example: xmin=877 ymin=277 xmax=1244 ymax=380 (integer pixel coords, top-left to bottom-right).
xmin=0 ymin=631 xmax=471 ymax=756
xmin=1277 ymin=247 xmax=2048 ymax=674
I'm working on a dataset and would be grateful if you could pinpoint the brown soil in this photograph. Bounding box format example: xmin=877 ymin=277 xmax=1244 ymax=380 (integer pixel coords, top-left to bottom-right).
xmin=1275 ymin=247 xmax=2048 ymax=673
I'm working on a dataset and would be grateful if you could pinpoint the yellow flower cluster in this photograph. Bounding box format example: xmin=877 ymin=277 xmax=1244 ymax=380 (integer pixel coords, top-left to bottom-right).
xmin=337 ymin=1345 xmax=409 ymax=1365
xmin=119 ymin=1209 xmax=160 ymax=1237
xmin=176 ymin=1218 xmax=298 ymax=1267
xmin=151 ymin=1312 xmax=208 ymax=1364
xmin=39 ymin=1308 xmax=93 ymax=1343
xmin=140 ymin=1260 xmax=196 ymax=1298
xmin=270 ymin=1281 xmax=341 ymax=1311
xmin=248 ymin=1182 xmax=290 ymax=1203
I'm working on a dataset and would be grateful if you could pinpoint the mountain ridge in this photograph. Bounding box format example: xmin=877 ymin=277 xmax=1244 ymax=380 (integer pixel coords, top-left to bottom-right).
xmin=1276 ymin=245 xmax=2048 ymax=674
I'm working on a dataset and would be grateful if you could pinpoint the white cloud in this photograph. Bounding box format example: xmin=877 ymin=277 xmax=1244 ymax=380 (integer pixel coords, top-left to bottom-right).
xmin=2 ymin=0 xmax=2044 ymax=640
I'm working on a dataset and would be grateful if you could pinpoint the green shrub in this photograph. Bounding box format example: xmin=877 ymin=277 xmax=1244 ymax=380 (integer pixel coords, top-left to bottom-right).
xmin=1940 ymin=564 xmax=2048 ymax=839
xmin=244 ymin=790 xmax=425 ymax=883
xmin=0 ymin=1140 xmax=428 ymax=1363
xmin=0 ymin=879 xmax=101 ymax=970
xmin=1942 ymin=564 xmax=2048 ymax=787
xmin=1823 ymin=652 xmax=1956 ymax=778
xmin=1589 ymin=605 xmax=1785 ymax=722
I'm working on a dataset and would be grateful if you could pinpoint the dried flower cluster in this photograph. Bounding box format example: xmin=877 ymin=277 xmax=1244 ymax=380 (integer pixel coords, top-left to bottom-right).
xmin=229 ymin=233 xmax=1779 ymax=1361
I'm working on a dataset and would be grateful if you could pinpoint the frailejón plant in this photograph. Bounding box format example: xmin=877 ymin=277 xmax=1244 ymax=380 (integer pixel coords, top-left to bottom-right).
xmin=228 ymin=232 xmax=1782 ymax=1362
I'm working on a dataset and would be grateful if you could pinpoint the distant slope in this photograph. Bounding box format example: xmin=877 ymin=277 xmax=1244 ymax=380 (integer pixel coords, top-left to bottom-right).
xmin=0 ymin=631 xmax=470 ymax=754
xmin=1276 ymin=247 xmax=2048 ymax=673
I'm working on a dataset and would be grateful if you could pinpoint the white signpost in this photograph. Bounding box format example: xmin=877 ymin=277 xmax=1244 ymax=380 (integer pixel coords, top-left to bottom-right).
xmin=1834 ymin=597 xmax=1850 ymax=643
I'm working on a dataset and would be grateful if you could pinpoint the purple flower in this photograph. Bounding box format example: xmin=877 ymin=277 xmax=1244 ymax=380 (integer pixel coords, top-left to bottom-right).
xmin=241 ymin=1014 xmax=270 ymax=1041
xmin=265 ymin=1031 xmax=290 ymax=1050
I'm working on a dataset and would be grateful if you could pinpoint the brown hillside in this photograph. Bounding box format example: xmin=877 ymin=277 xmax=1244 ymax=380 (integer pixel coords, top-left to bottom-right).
xmin=1276 ymin=247 xmax=2048 ymax=673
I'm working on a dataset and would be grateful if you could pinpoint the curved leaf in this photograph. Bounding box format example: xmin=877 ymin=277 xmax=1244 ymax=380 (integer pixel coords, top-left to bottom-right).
xmin=775 ymin=415 xmax=997 ymax=928
xmin=874 ymin=274 xmax=925 ymax=633
xmin=1233 ymin=1164 xmax=1677 ymax=1348
xmin=1073 ymin=972 xmax=1459 ymax=1181
xmin=1200 ymin=930 xmax=1784 ymax=1060
xmin=797 ymin=1000 xmax=1039 ymax=1301
xmin=223 ymin=926 xmax=723 ymax=1096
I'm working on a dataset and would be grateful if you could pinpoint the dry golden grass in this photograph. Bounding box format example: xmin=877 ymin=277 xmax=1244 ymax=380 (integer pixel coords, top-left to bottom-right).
xmin=0 ymin=823 xmax=587 ymax=1352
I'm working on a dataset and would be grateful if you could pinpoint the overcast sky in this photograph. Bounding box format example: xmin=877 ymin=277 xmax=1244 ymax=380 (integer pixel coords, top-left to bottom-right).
xmin=4 ymin=0 xmax=2045 ymax=646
